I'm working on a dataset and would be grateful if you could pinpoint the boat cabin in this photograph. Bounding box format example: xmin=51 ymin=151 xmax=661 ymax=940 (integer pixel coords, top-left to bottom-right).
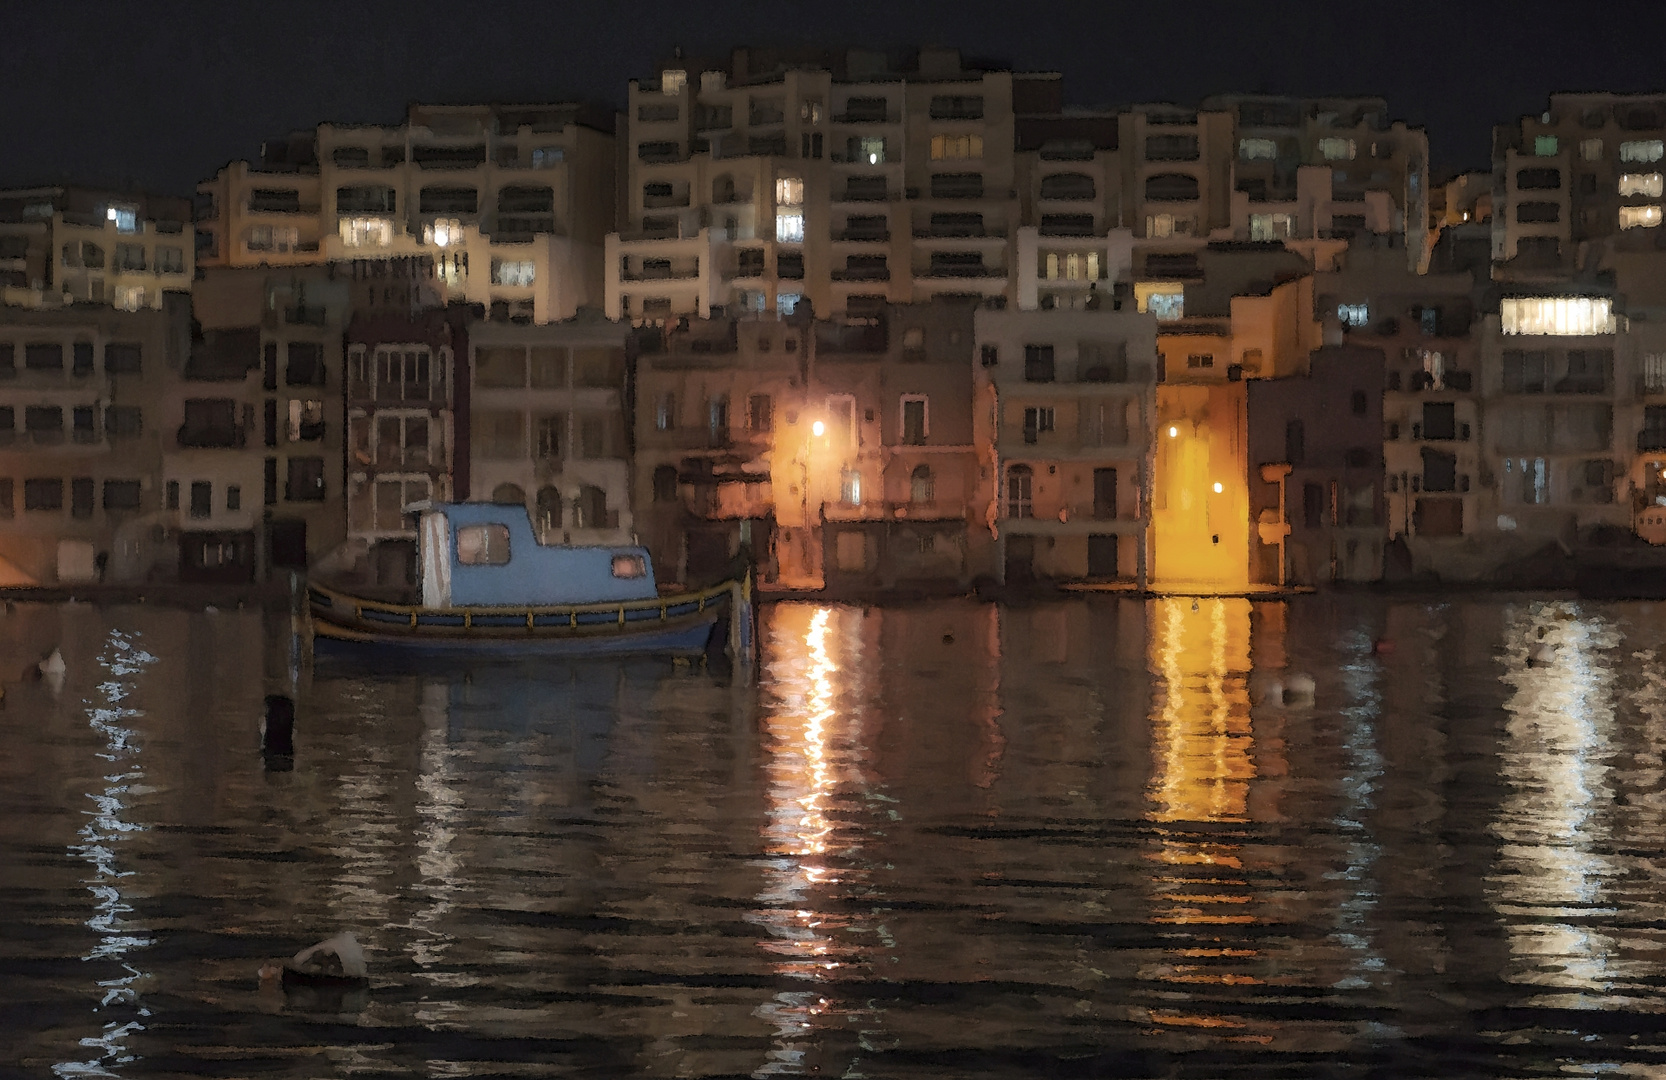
xmin=416 ymin=502 xmax=659 ymax=608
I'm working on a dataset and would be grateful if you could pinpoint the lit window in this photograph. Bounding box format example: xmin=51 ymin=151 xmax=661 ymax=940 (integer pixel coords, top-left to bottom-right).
xmin=1146 ymin=213 xmax=1193 ymax=238
xmin=456 ymin=523 xmax=511 ymax=565
xmin=775 ymin=212 xmax=804 ymax=243
xmin=1620 ymin=140 xmax=1665 ymax=163
xmin=1619 ymin=173 xmax=1664 ymax=197
xmin=1135 ymin=282 xmax=1184 ymax=320
xmin=775 ymin=176 xmax=804 ymax=206
xmin=1533 ymin=135 xmax=1559 ymax=157
xmin=339 ymin=216 xmax=393 ymax=247
xmin=104 ymin=205 xmax=139 ymax=233
xmin=113 ymin=286 xmax=146 ymax=311
xmin=930 ymin=134 xmax=984 ymax=161
xmin=1620 ymin=205 xmax=1663 ymax=230
xmin=530 ymin=146 xmax=564 ymax=169
xmin=1239 ymin=138 xmax=1277 ymax=161
xmin=490 ymin=258 xmax=536 ymax=286
xmin=776 ymin=292 xmax=801 ymax=314
xmin=660 ymin=69 xmax=687 ymax=96
xmin=1580 ymin=138 xmax=1604 ymax=162
xmin=1249 ymin=212 xmax=1293 ymax=240
xmin=611 ymin=553 xmax=647 ymax=578
xmin=247 ymin=225 xmax=299 ymax=253
xmin=425 ymin=217 xmax=464 ymax=246
xmin=1500 ymin=296 xmax=1616 ymax=336
xmin=1338 ymin=303 xmax=1370 ymax=327
xmin=839 ymin=467 xmax=862 ymax=506
xmin=1319 ymin=137 xmax=1356 ymax=161
xmin=858 ymin=136 xmax=886 ymax=164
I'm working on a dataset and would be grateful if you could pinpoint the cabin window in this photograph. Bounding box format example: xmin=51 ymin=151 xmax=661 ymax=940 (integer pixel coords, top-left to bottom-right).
xmin=456 ymin=523 xmax=511 ymax=565
xmin=611 ymin=554 xmax=647 ymax=579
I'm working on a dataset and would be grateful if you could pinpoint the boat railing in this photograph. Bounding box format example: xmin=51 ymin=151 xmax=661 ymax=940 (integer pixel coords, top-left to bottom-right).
xmin=308 ymin=576 xmax=734 ymax=629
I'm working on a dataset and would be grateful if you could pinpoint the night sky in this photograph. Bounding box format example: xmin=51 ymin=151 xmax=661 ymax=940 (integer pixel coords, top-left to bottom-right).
xmin=7 ymin=0 xmax=1664 ymax=196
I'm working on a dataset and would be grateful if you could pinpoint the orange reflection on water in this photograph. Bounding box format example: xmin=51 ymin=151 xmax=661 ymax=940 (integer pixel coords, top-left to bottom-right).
xmin=1141 ymin=596 xmax=1269 ymax=1039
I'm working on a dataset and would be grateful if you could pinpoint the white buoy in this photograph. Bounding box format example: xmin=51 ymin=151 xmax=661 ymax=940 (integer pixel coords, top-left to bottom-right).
xmin=1527 ymin=642 xmax=1555 ymax=667
xmin=285 ymin=932 xmax=368 ymax=984
xmin=1285 ymin=673 xmax=1316 ymax=704
xmin=38 ymin=649 xmax=64 ymax=679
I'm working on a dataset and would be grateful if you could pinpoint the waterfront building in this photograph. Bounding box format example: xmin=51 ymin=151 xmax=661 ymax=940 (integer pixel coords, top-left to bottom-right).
xmin=197 ymin=102 xmax=617 ymax=323
xmin=0 ymin=185 xmax=194 ymax=311
xmin=465 ymin=315 xmax=633 ymax=548
xmin=0 ymin=298 xmax=190 ymax=585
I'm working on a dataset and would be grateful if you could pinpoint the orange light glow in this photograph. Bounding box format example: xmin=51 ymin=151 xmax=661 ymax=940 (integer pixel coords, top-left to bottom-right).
xmin=811 ymin=420 xmax=825 ymax=437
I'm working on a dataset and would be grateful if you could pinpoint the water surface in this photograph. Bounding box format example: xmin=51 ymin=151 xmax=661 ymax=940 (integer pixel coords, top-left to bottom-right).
xmin=4 ymin=595 xmax=1666 ymax=1077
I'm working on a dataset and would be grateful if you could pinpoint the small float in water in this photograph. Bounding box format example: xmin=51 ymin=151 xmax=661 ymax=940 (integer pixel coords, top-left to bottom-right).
xmin=309 ymin=502 xmax=749 ymax=658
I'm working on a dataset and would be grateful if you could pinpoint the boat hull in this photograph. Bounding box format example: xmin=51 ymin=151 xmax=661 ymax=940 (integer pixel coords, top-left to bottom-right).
xmin=308 ymin=582 xmax=730 ymax=656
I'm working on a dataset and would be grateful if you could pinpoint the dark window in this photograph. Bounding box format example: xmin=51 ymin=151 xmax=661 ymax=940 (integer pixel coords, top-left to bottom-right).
xmin=165 ymin=480 xmax=179 ymax=510
xmin=1039 ymin=173 xmax=1096 ymax=200
xmin=189 ymin=481 xmax=212 ymax=518
xmin=1286 ymin=419 xmax=1305 ymax=464
xmin=25 ymin=405 xmax=63 ymax=441
xmin=980 ymin=344 xmax=999 ymax=367
xmin=1421 ymin=448 xmax=1457 ymax=492
xmin=901 ymin=398 xmax=927 ymax=444
xmin=72 ymin=342 xmax=94 ymax=376
xmin=263 ymin=342 xmax=278 ymax=390
xmin=285 ymin=342 xmax=325 ymax=386
xmin=0 ymin=478 xmax=10 ymax=517
xmin=104 ymin=343 xmax=142 ymax=374
xmin=1516 ymin=167 xmax=1563 ymax=190
xmin=1562 ymin=349 xmax=1611 ymax=393
xmin=24 ymin=478 xmax=63 ymax=511
xmin=637 ymin=140 xmax=682 ymax=162
xmin=1024 ymin=344 xmax=1055 ymax=382
xmin=749 ymin=393 xmax=773 ymax=432
xmin=1422 ymin=401 xmax=1457 ymax=440
xmin=1502 ymin=349 xmax=1549 ymax=393
xmin=0 ymin=343 xmax=14 ymax=377
xmin=1516 ymin=201 xmax=1561 ymax=224
xmin=1351 ymin=390 xmax=1368 ymax=415
xmin=102 ymin=480 xmax=141 ymax=511
xmin=286 ymin=457 xmax=325 ymax=502
xmin=1040 ymin=213 xmax=1096 ymax=235
xmin=1088 ymin=534 xmax=1119 ymax=577
xmin=777 ymin=252 xmax=804 ymax=279
xmin=497 ymin=186 xmax=554 ymax=213
xmin=264 ymin=399 xmax=277 ymax=447
xmin=1093 ymin=467 xmax=1118 ymax=519
xmin=105 ymin=406 xmax=142 ymax=438
xmin=72 ymin=405 xmax=95 ymax=442
xmin=737 ymin=248 xmax=765 ymax=276
xmin=71 ymin=477 xmax=93 ymax=519
xmin=418 ymin=186 xmax=479 ymax=214
xmin=930 ymin=173 xmax=984 ymax=199
xmin=25 ymin=343 xmax=63 ymax=370
xmin=653 ymin=464 xmax=678 ymax=502
xmin=1145 ymin=134 xmax=1199 ymax=161
xmin=264 ymin=458 xmax=278 ymax=505
xmin=929 ymin=95 xmax=983 ymax=120
xmin=0 ymin=405 xmax=12 ymax=439
xmin=226 ymin=485 xmax=241 ymax=511
xmin=1145 ymin=173 xmax=1201 ymax=202
xmin=1302 ymin=482 xmax=1323 ymax=529
xmin=332 ymin=146 xmax=371 ymax=168
xmin=336 ymin=185 xmax=396 ymax=213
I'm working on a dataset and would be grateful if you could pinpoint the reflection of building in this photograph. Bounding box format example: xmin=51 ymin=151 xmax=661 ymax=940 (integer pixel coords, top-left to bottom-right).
xmin=0 ymin=184 xmax=194 ymax=311
xmin=975 ymin=306 xmax=1158 ymax=584
xmin=466 ymin=316 xmax=633 ymax=547
xmin=0 ymin=298 xmax=190 ymax=584
xmin=608 ymin=46 xmax=1037 ymax=322
xmin=197 ymin=102 xmax=617 ymax=323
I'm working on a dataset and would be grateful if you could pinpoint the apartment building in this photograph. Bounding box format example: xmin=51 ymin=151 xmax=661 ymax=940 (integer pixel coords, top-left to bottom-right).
xmin=1319 ymin=241 xmax=1484 ymax=568
xmin=1492 ymin=94 xmax=1665 ymax=268
xmin=467 ymin=316 xmax=633 ymax=549
xmin=812 ymin=300 xmax=985 ymax=590
xmin=1146 ymin=244 xmax=1322 ymax=590
xmin=1246 ymin=345 xmax=1387 ymax=585
xmin=607 ymin=46 xmax=1042 ymax=324
xmin=197 ymin=102 xmax=617 ymax=323
xmin=0 ymin=298 xmax=189 ymax=585
xmin=0 ymin=186 xmax=194 ymax=311
xmin=191 ymin=266 xmax=354 ymax=574
xmin=1013 ymin=111 xmax=1130 ymax=312
xmin=633 ymin=314 xmax=801 ymax=585
xmin=975 ymin=306 xmax=1159 ymax=585
xmin=339 ymin=307 xmax=471 ymax=587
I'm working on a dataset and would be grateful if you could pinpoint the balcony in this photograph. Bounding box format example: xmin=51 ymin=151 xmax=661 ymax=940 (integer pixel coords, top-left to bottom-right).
xmin=918 ymin=263 xmax=1006 ymax=279
xmin=832 ymin=266 xmax=891 ymax=282
xmin=1640 ymin=431 xmax=1666 ymax=452
xmin=839 ymin=181 xmax=892 ymax=203
xmin=622 ymin=261 xmax=700 ymax=282
xmin=643 ymin=191 xmax=691 ymax=210
xmin=177 ymin=425 xmax=247 ymax=449
xmin=836 ymin=228 xmax=890 ymax=243
xmin=284 ymin=304 xmax=327 ymax=326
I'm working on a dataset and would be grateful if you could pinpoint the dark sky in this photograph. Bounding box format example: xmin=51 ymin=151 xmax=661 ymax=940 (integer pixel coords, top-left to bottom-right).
xmin=7 ymin=0 xmax=1664 ymax=196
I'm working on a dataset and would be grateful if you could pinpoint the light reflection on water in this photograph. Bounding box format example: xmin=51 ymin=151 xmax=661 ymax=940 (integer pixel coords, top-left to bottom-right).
xmin=9 ymin=596 xmax=1666 ymax=1076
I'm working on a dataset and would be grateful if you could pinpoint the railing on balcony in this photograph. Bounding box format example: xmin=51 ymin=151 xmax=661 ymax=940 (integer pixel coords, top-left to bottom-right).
xmin=836 ymin=228 xmax=890 ymax=242
xmin=623 ymin=261 xmax=700 ymax=282
xmin=919 ymin=263 xmax=1006 ymax=279
xmin=1640 ymin=430 xmax=1666 ymax=452
xmin=832 ymin=266 xmax=890 ymax=281
xmin=285 ymin=304 xmax=327 ymax=326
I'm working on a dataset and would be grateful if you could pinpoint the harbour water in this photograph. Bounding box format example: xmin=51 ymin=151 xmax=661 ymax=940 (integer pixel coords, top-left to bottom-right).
xmin=5 ymin=594 xmax=1666 ymax=1077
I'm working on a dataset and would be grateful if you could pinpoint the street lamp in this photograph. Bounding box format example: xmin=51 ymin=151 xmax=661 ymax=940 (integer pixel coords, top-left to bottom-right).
xmin=812 ymin=420 xmax=825 ymax=437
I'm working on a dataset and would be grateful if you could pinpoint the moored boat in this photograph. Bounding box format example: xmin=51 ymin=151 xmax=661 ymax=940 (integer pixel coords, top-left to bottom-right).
xmin=309 ymin=502 xmax=745 ymax=656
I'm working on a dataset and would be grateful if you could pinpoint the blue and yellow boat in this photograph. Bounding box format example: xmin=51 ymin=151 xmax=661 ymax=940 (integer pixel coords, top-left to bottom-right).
xmin=308 ymin=502 xmax=749 ymax=656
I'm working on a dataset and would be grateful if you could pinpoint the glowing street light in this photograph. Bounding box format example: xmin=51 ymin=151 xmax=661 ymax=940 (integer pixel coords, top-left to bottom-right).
xmin=1168 ymin=425 xmax=1178 ymax=438
xmin=812 ymin=420 xmax=825 ymax=437
xmin=1213 ymin=482 xmax=1224 ymax=493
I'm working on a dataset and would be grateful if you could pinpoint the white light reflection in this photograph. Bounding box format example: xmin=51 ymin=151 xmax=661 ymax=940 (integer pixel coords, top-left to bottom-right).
xmin=751 ymin=605 xmax=883 ymax=1077
xmin=401 ymin=683 xmax=475 ymax=1022
xmin=55 ymin=632 xmax=158 ymax=1079
xmin=1490 ymin=602 xmax=1623 ymax=1008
